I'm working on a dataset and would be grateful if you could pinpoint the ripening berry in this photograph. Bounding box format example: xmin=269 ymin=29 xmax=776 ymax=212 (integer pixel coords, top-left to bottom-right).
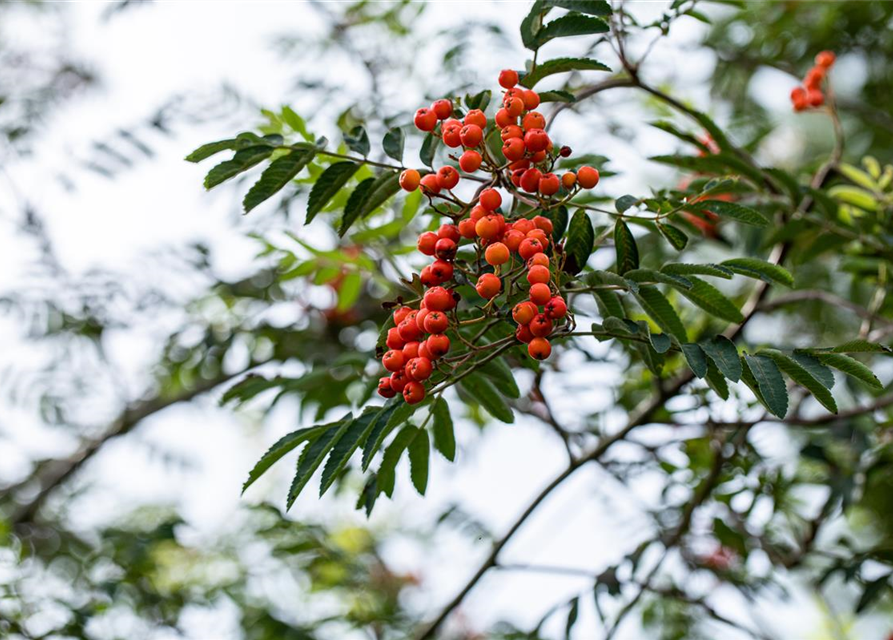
xmin=403 ymin=381 xmax=426 ymax=404
xmin=815 ymin=50 xmax=836 ymax=68
xmin=393 ymin=306 xmax=413 ymax=324
xmin=423 ymin=311 xmax=449 ymax=334
xmin=526 ymin=228 xmax=549 ymax=247
xmin=435 ymin=237 xmax=457 ymax=261
xmin=504 ymin=229 xmax=525 ymax=253
xmin=513 ymin=218 xmax=534 ymax=234
xmin=389 ymin=370 xmax=408 ymax=393
xmin=464 ymin=109 xmax=487 ymax=128
xmin=485 ymin=242 xmax=510 ymax=266
xmin=430 ymin=259 xmax=454 ymax=282
xmin=527 ymin=264 xmax=551 ymax=285
xmin=480 ymin=188 xmax=502 ymax=211
xmin=522 ymin=111 xmax=546 ymax=130
xmin=458 ymin=218 xmax=477 ymax=238
xmin=505 ymin=96 xmax=524 ymax=118
xmin=562 ymin=172 xmax=577 ymax=189
xmin=420 ymin=174 xmax=441 ymax=195
xmin=533 ymin=216 xmax=553 ymax=234
xmin=459 ymin=150 xmax=482 ymax=173
xmin=522 ymin=89 xmax=540 ymax=110
xmin=475 ymin=215 xmax=501 ymax=240
xmin=460 ymin=124 xmax=483 ymax=148
xmin=432 ymin=99 xmax=453 ymax=120
xmin=807 ymin=89 xmax=824 ymax=107
xmin=398 ymin=317 xmax=423 ymax=341
xmin=426 ymin=333 xmax=450 ymax=358
xmin=528 ymin=337 xmax=552 ymax=360
xmin=442 ymin=123 xmax=463 ymax=147
xmin=382 ymin=349 xmax=405 ymax=372
xmin=378 ymin=376 xmax=396 ymax=398
xmin=476 ymin=273 xmax=501 ymax=299
xmin=502 ymin=137 xmax=526 ymax=161
xmin=407 ymin=356 xmax=434 ymax=381
xmin=403 ymin=340 xmax=420 ymax=360
xmin=529 ymin=282 xmax=551 ymax=305
xmin=524 ymin=128 xmax=550 ymax=153
xmin=577 ymin=166 xmax=600 ymax=189
xmin=528 ymin=252 xmax=550 ymax=268
xmin=417 ymin=231 xmax=438 ymax=255
xmin=499 ymin=68 xmax=519 ymax=88
xmin=437 ymin=166 xmax=460 ymax=190
xmin=559 ymin=145 xmax=572 ymax=157
xmin=539 ymin=173 xmax=560 ymax=196
xmin=515 ymin=323 xmax=534 ymax=344
xmin=470 ymin=205 xmax=488 ymax=221
xmin=495 ymin=108 xmax=514 ymax=129
xmin=414 ymin=108 xmax=437 ymax=132
xmin=512 ymin=300 xmax=538 ymax=325
xmin=520 ymin=168 xmax=542 ymax=193
xmin=501 ymin=125 xmax=524 ymax=141
xmin=386 ymin=327 xmax=405 ymax=350
xmin=424 ymin=286 xmax=452 ymax=311
xmin=400 ymin=169 xmax=421 ymax=192
xmin=518 ymin=237 xmax=544 ymax=261
xmin=529 ymin=313 xmax=554 ymax=338
xmin=545 ymin=296 xmax=568 ymax=319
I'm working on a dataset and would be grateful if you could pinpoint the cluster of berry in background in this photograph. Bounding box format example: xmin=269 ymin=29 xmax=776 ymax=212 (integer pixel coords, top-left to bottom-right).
xmin=790 ymin=50 xmax=836 ymax=111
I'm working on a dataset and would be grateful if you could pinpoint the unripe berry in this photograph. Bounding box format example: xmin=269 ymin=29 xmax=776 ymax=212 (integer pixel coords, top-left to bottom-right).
xmin=515 ymin=323 xmax=534 ymax=344
xmin=430 ymin=259 xmax=454 ymax=282
xmin=389 ymin=370 xmax=408 ymax=393
xmin=815 ymin=50 xmax=836 ymax=68
xmin=512 ymin=300 xmax=538 ymax=325
xmin=522 ymin=89 xmax=540 ymax=110
xmin=485 ymin=242 xmax=510 ymax=266
xmin=393 ymin=306 xmax=413 ymax=324
xmin=464 ymin=109 xmax=487 ymax=128
xmin=417 ymin=231 xmax=438 ymax=255
xmin=577 ymin=166 xmax=600 ymax=189
xmin=403 ymin=381 xmax=426 ymax=404
xmin=382 ymin=349 xmax=405 ymax=372
xmin=476 ymin=273 xmax=501 ymax=299
xmin=528 ymin=252 xmax=550 ymax=268
xmin=505 ymin=96 xmax=524 ymax=118
xmin=502 ymin=137 xmax=526 ymax=161
xmin=520 ymin=168 xmax=542 ymax=193
xmin=524 ymin=128 xmax=550 ymax=153
xmin=522 ymin=111 xmax=546 ymax=130
xmin=442 ymin=123 xmax=462 ymax=147
xmin=499 ymin=68 xmax=519 ymax=88
xmin=424 ymin=286 xmax=452 ymax=311
xmin=501 ymin=125 xmax=523 ymax=141
xmin=539 ymin=173 xmax=560 ymax=196
xmin=407 ymin=356 xmax=433 ymax=381
xmin=435 ymin=237 xmax=457 ymax=261
xmin=403 ymin=340 xmax=420 ymax=360
xmin=460 ymin=124 xmax=483 ymax=148
xmin=545 ymin=296 xmax=568 ymax=319
xmin=386 ymin=327 xmax=405 ymax=350
xmin=475 ymin=215 xmax=501 ymax=240
xmin=528 ymin=337 xmax=552 ymax=360
xmin=458 ymin=218 xmax=477 ymax=238
xmin=504 ymin=229 xmax=525 ymax=253
xmin=459 ymin=150 xmax=482 ymax=173
xmin=437 ymin=166 xmax=460 ymax=190
xmin=495 ymin=108 xmax=514 ymax=129
xmin=529 ymin=313 xmax=554 ymax=338
xmin=519 ymin=237 xmax=544 ymax=261
xmin=426 ymin=333 xmax=450 ymax=358
xmin=431 ymin=99 xmax=453 ymax=120
xmin=533 ymin=215 xmax=553 ymax=234
xmin=529 ymin=282 xmax=551 ymax=305
xmin=562 ymin=172 xmax=577 ymax=189
xmin=414 ymin=108 xmax=437 ymax=132
xmin=527 ymin=264 xmax=551 ymax=285
xmin=420 ymin=174 xmax=441 ymax=195
xmin=400 ymin=169 xmax=421 ymax=192
xmin=480 ymin=188 xmax=502 ymax=211
xmin=378 ymin=376 xmax=396 ymax=398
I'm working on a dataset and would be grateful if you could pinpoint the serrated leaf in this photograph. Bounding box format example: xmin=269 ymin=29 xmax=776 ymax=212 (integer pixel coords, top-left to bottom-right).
xmin=700 ymin=335 xmax=741 ymax=381
xmin=791 ymin=352 xmax=835 ymax=389
xmin=243 ymin=149 xmax=315 ymax=212
xmin=761 ymin=350 xmax=837 ymax=413
xmin=662 ymin=263 xmax=733 ymax=279
xmin=478 ymin=358 xmax=520 ymax=398
xmin=538 ymin=90 xmax=576 ymax=103
xmin=626 ymin=268 xmax=692 ymax=289
xmin=614 ymin=219 xmax=639 ymax=274
xmin=408 ymin=429 xmax=430 ymax=495
xmin=830 ymin=339 xmax=892 ymax=354
xmin=420 ymin=133 xmax=439 ymax=167
xmin=563 ymin=209 xmax=595 ymax=274
xmin=362 ymin=399 xmax=422 ymax=471
xmin=520 ymin=0 xmax=546 ymax=50
xmin=634 ymin=286 xmax=687 ymax=342
xmin=186 ymin=132 xmax=282 ymax=163
xmin=534 ymin=13 xmax=610 ymax=47
xmin=339 ymin=178 xmax=375 ymax=236
xmin=682 ymin=343 xmax=708 ymax=378
xmin=382 ymin=128 xmax=405 ymax=162
xmin=814 ymin=353 xmax=883 ymax=389
xmin=204 ymin=146 xmax=275 ymax=189
xmin=544 ymin=205 xmax=569 ymax=244
xmin=521 ymin=57 xmax=610 ymax=88
xmin=721 ymin=258 xmax=793 ymax=287
xmin=460 ymin=373 xmax=514 ymax=423
xmin=693 ymin=200 xmax=769 ymax=227
xmin=338 ymin=171 xmax=401 ymax=236
xmin=344 ymin=126 xmax=370 ymax=156
xmin=432 ymin=397 xmax=456 ymax=461
xmin=319 ymin=406 xmax=386 ymax=496
xmin=672 ymin=276 xmax=744 ymax=323
xmin=657 ymin=222 xmax=688 ymax=250
xmin=594 ymin=289 xmax=624 ymax=319
xmin=650 ymin=121 xmax=710 ymax=153
xmin=545 ymin=0 xmax=611 ymax=15
xmin=705 ymin=360 xmax=730 ymax=399
xmin=306 ymin=161 xmax=361 ymax=224
xmin=743 ymin=354 xmax=788 ymax=418
xmin=242 ymin=424 xmax=328 ymax=494
xmin=287 ymin=414 xmax=354 ymax=508
xmin=377 ymin=425 xmax=418 ymax=498
xmin=615 ymin=195 xmax=638 ymax=213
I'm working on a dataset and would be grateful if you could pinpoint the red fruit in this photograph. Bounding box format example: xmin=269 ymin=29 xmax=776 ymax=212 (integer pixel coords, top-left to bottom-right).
xmin=390 ymin=370 xmax=408 ymax=393
xmin=382 ymin=349 xmax=405 ymax=372
xmin=562 ymin=172 xmax=577 ymax=189
xmin=495 ymin=108 xmax=514 ymax=129
xmin=531 ymin=150 xmax=547 ymax=163
xmin=437 ymin=166 xmax=460 ymax=190
xmin=545 ymin=296 xmax=567 ymax=319
xmin=513 ymin=218 xmax=534 ymax=234
xmin=414 ymin=108 xmax=437 ymax=132
xmin=528 ymin=337 xmax=552 ymax=360
xmin=509 ymin=158 xmax=531 ymax=171
xmin=420 ymin=265 xmax=438 ymax=287
xmin=459 ymin=150 xmax=482 ymax=173
xmin=415 ymin=307 xmax=431 ymax=331
xmin=515 ymin=323 xmax=534 ymax=344
xmin=430 ymin=259 xmax=454 ymax=282
xmin=529 ymin=313 xmax=554 ymax=338
xmin=424 ymin=311 xmax=449 ymax=334
xmin=528 ymin=253 xmax=549 ymax=268
xmin=790 ymin=86 xmax=807 ymax=102
xmin=522 ymin=111 xmax=546 ymax=130
xmin=426 ymin=333 xmax=450 ymax=358
xmin=442 ymin=123 xmax=463 ymax=147
xmin=485 ymin=242 xmax=510 ymax=266
xmin=499 ymin=68 xmax=519 ymax=88
xmin=470 ymin=205 xmax=488 ymax=221
xmin=804 ymin=67 xmax=825 ymax=90
xmin=476 ymin=273 xmax=501 ymax=299
xmin=527 ymin=264 xmax=551 ymax=285
xmin=424 ymin=286 xmax=452 ymax=311
xmin=815 ymin=50 xmax=836 ymax=68
xmin=432 ymin=99 xmax=453 ymax=120
xmin=807 ymin=89 xmax=824 ymax=107
xmin=386 ymin=327 xmax=405 ymax=350
xmin=400 ymin=169 xmax=421 ymax=192
xmin=378 ymin=377 xmax=396 ymax=398
xmin=480 ymin=189 xmax=502 ymax=211
xmin=403 ymin=381 xmax=426 ymax=404
xmin=559 ymin=145 xmax=572 ymax=157
xmin=460 ymin=124 xmax=483 ymax=148
xmin=512 ymin=301 xmax=538 ymax=325
xmin=393 ymin=306 xmax=413 ymax=324
xmin=519 ymin=237 xmax=544 ymax=261
xmin=458 ymin=218 xmax=477 ymax=238
xmin=435 ymin=237 xmax=457 ymax=261
xmin=438 ymin=223 xmax=461 ymax=242
xmin=475 ymin=215 xmax=501 ymax=240
xmin=522 ymin=89 xmax=540 ymax=110
xmin=501 ymin=125 xmax=524 ymax=141
xmin=520 ymin=168 xmax=543 ymax=193
xmin=504 ymin=229 xmax=525 ymax=252
xmin=464 ymin=109 xmax=487 ymax=128
xmin=524 ymin=128 xmax=550 ymax=153
xmin=398 ymin=318 xmax=422 ymax=341
xmin=502 ymin=137 xmax=526 ymax=161
xmin=420 ymin=174 xmax=441 ymax=195
xmin=408 ymin=356 xmax=434 ymax=381
xmin=526 ymin=228 xmax=549 ymax=247
xmin=577 ymin=166 xmax=599 ymax=189
xmin=539 ymin=173 xmax=560 ymax=196
xmin=403 ymin=341 xmax=420 ymax=360
xmin=417 ymin=231 xmax=438 ymax=255
xmin=533 ymin=215 xmax=554 ymax=234
xmin=505 ymin=96 xmax=524 ymax=118
xmin=417 ymin=340 xmax=432 ymax=361
xmin=511 ymin=168 xmax=525 ymax=187
xmin=529 ymin=282 xmax=551 ymax=305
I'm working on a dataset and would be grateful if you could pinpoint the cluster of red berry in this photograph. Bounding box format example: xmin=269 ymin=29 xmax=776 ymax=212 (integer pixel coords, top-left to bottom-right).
xmin=790 ymin=50 xmax=835 ymax=112
xmin=378 ymin=69 xmax=599 ymax=404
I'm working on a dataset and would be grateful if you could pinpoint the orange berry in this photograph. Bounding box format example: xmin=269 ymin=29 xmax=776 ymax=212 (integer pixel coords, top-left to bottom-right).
xmin=513 ymin=218 xmax=535 ymax=235
xmin=522 ymin=111 xmax=546 ymax=130
xmin=501 ymin=125 xmax=524 ymax=141
xmin=516 ymin=323 xmax=534 ymax=344
xmin=400 ymin=169 xmax=421 ymax=192
xmin=512 ymin=301 xmax=538 ymax=325
xmin=815 ymin=50 xmax=836 ymax=68
xmin=529 ymin=282 xmax=551 ymax=305
xmin=807 ymin=89 xmax=824 ymax=107
xmin=522 ymin=89 xmax=540 ymax=110
xmin=495 ymin=108 xmax=514 ymax=129
xmin=475 ymin=273 xmax=501 ymax=299
xmin=504 ymin=229 xmax=525 ymax=253
xmin=485 ymin=242 xmax=510 ymax=266
xmin=382 ymin=349 xmax=405 ymax=372
xmin=524 ymin=128 xmax=550 ymax=153
xmin=527 ymin=264 xmax=551 ymax=285
xmin=533 ymin=215 xmax=553 ymax=234
xmin=393 ymin=306 xmax=413 ymax=324
xmin=527 ymin=252 xmax=550 ymax=268
xmin=464 ymin=109 xmax=487 ymax=128
xmin=545 ymin=296 xmax=567 ymax=319
xmin=505 ymin=96 xmax=524 ymax=118
xmin=417 ymin=231 xmax=438 ymax=255
xmin=442 ymin=123 xmax=462 ymax=148
xmin=424 ymin=286 xmax=452 ymax=311
xmin=420 ymin=174 xmax=441 ymax=195
xmin=459 ymin=150 xmax=482 ymax=173
xmin=562 ymin=172 xmax=577 ymax=189
xmin=528 ymin=337 xmax=552 ymax=360
xmin=577 ymin=166 xmax=600 ymax=189
xmin=458 ymin=217 xmax=477 ymax=238
xmin=475 ymin=215 xmax=501 ymax=240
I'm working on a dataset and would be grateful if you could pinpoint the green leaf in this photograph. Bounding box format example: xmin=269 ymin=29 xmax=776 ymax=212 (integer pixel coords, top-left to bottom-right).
xmin=339 ymin=178 xmax=375 ymax=236
xmin=721 ymin=258 xmax=793 ymax=287
xmin=563 ymin=209 xmax=595 ymax=274
xmin=243 ymin=149 xmax=315 ymax=212
xmin=662 ymin=263 xmax=733 ymax=279
xmin=336 ymin=272 xmax=362 ymax=311
xmin=760 ymin=350 xmax=837 ymax=414
xmin=649 ymin=121 xmax=711 ymax=153
xmin=594 ymin=290 xmax=625 ymax=319
xmin=705 ymin=360 xmax=730 ymax=399
xmin=855 ymin=576 xmax=890 ymax=613
xmin=465 ymin=90 xmax=491 ymax=111
xmin=242 ymin=424 xmax=328 ymax=494
xmin=634 ymin=286 xmax=687 ymax=342
xmin=626 ymin=268 xmax=692 ymax=289
xmin=520 ymin=0 xmax=547 ymax=50
xmin=460 ymin=374 xmax=514 ymax=423
xmin=693 ymin=200 xmax=769 ymax=227
xmin=204 ymin=146 xmax=275 ymax=189
xmin=432 ymin=397 xmax=456 ymax=461
xmin=614 ymin=219 xmax=639 ymax=275
xmin=420 ymin=133 xmax=439 ymax=167
xmin=362 ymin=399 xmax=422 ymax=471
xmin=478 ymin=358 xmax=521 ymax=398
xmin=672 ymin=277 xmax=744 ymax=324
xmin=544 ymin=205 xmax=569 ymax=244
xmin=743 ymin=355 xmax=789 ymax=418
xmin=338 ymin=171 xmax=401 ymax=236
xmin=544 ymin=0 xmax=612 ymax=15
xmin=306 ymin=161 xmax=361 ymax=224
xmin=682 ymin=343 xmax=708 ymax=378
xmin=534 ymin=13 xmax=610 ymax=47
xmin=538 ymin=90 xmax=576 ymax=103
xmin=830 ymin=339 xmax=892 ymax=354
xmin=287 ymin=414 xmax=354 ymax=508
xmin=615 ymin=195 xmax=638 ymax=213
xmin=790 ymin=352 xmax=835 ymax=389
xmin=377 ymin=425 xmax=418 ymax=498
xmin=520 ymin=57 xmax=610 ymax=88
xmin=565 ymin=595 xmax=580 ymax=640
xmin=700 ymin=335 xmax=741 ymax=381
xmin=344 ymin=126 xmax=370 ymax=156
xmin=280 ymin=106 xmax=310 ymax=138
xmin=657 ymin=223 xmax=688 ymax=250
xmin=814 ymin=353 xmax=883 ymax=389
xmin=382 ymin=128 xmax=405 ymax=163
xmin=408 ymin=429 xmax=430 ymax=495
xmin=319 ymin=406 xmax=386 ymax=496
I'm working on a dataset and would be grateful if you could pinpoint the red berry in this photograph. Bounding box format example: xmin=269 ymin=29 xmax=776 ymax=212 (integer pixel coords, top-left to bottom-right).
xmin=516 ymin=323 xmax=534 ymax=343
xmin=533 ymin=215 xmax=554 ymax=234
xmin=522 ymin=111 xmax=546 ymax=130
xmin=420 ymin=265 xmax=438 ymax=287
xmin=539 ymin=173 xmax=560 ymax=196
xmin=386 ymin=327 xmax=405 ymax=350
xmin=432 ymin=99 xmax=453 ymax=120
xmin=459 ymin=150 xmax=482 ymax=173
xmin=518 ymin=237 xmax=544 ymax=261
xmin=407 ymin=356 xmax=433 ymax=381
xmin=426 ymin=333 xmax=450 ymax=358
xmin=420 ymin=174 xmax=441 ymax=195
xmin=804 ymin=67 xmax=825 ymax=90
xmin=522 ymin=89 xmax=540 ymax=110
xmin=403 ymin=381 xmax=426 ymax=404
xmin=442 ymin=123 xmax=462 ymax=147
xmin=460 ymin=124 xmax=483 ymax=148
xmin=400 ymin=169 xmax=421 ymax=192
xmin=577 ymin=166 xmax=600 ymax=189
xmin=499 ymin=68 xmax=519 ymax=88
xmin=502 ymin=137 xmax=526 ymax=161
xmin=545 ymin=296 xmax=567 ymax=319
xmin=464 ymin=109 xmax=487 ymax=128
xmin=424 ymin=311 xmax=449 ymax=334
xmin=475 ymin=273 xmax=501 ymax=299
xmin=475 ymin=215 xmax=501 ymax=240
xmin=430 ymin=259 xmax=454 ymax=282
xmin=524 ymin=128 xmax=550 ymax=153
xmin=458 ymin=218 xmax=477 ymax=238
xmin=417 ymin=231 xmax=438 ymax=255
xmin=485 ymin=242 xmax=510 ymax=266
xmin=437 ymin=223 xmax=460 ymax=243
xmin=559 ymin=145 xmax=572 ymax=158
xmin=518 ymin=168 xmax=540 ymax=193
xmin=504 ymin=229 xmax=525 ymax=253
xmin=437 ymin=166 xmax=460 ymax=190
xmin=529 ymin=282 xmax=551 ymax=305
xmin=529 ymin=313 xmax=553 ymax=338
xmin=424 ymin=286 xmax=452 ymax=311
xmin=398 ymin=318 xmax=423 ymax=341
xmin=390 ymin=370 xmax=408 ymax=393
xmin=495 ymin=108 xmax=514 ymax=129
xmin=501 ymin=125 xmax=524 ymax=141
xmin=527 ymin=264 xmax=551 ymax=285
xmin=378 ymin=376 xmax=396 ymax=398
xmin=382 ymin=349 xmax=405 ymax=372
xmin=393 ymin=306 xmax=413 ymax=324
xmin=414 ymin=307 xmax=430 ymax=330
xmin=528 ymin=252 xmax=550 ymax=268
xmin=815 ymin=50 xmax=836 ymax=68
xmin=510 ymin=168 xmax=525 ymax=187
xmin=470 ymin=205 xmax=488 ymax=221
xmin=414 ymin=108 xmax=437 ymax=132
xmin=526 ymin=228 xmax=549 ymax=247
xmin=528 ymin=337 xmax=552 ymax=360
xmin=417 ymin=340 xmax=432 ymax=361
xmin=403 ymin=340 xmax=420 ymax=360
xmin=513 ymin=218 xmax=534 ymax=234
xmin=512 ymin=301 xmax=538 ymax=325
xmin=480 ymin=189 xmax=502 ymax=211
xmin=807 ymin=89 xmax=824 ymax=107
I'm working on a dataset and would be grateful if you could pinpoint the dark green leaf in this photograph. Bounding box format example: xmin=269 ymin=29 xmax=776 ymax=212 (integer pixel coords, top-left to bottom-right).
xmin=743 ymin=355 xmax=788 ymax=418
xmin=465 ymin=90 xmax=491 ymax=111
xmin=319 ymin=405 xmax=394 ymax=496
xmin=204 ymin=146 xmax=275 ymax=189
xmin=814 ymin=353 xmax=883 ymax=389
xmin=287 ymin=414 xmax=354 ymax=508
xmin=420 ymin=133 xmax=439 ymax=167
xmin=362 ymin=399 xmax=422 ymax=471
xmin=344 ymin=126 xmax=370 ymax=156
xmin=662 ymin=263 xmax=733 ymax=279
xmin=705 ymin=360 xmax=730 ymax=399
xmin=408 ymin=429 xmax=430 ymax=495
xmin=626 ymin=268 xmax=692 ymax=289
xmin=634 ymin=285 xmax=687 ymax=342
xmin=791 ymin=352 xmax=835 ymax=389
xmin=830 ymin=339 xmax=892 ymax=354
xmin=657 ymin=222 xmax=688 ymax=250
xmin=382 ymin=128 xmax=405 ymax=163
xmin=534 ymin=13 xmax=610 ymax=48
xmin=460 ymin=374 xmax=514 ymax=423
xmin=432 ymin=397 xmax=456 ymax=461
xmin=339 ymin=171 xmax=401 ymax=236
xmin=545 ymin=0 xmax=612 ymax=16
xmin=565 ymin=596 xmax=580 ymax=640
xmin=339 ymin=178 xmax=376 ymax=237
xmin=672 ymin=277 xmax=744 ymax=323
xmin=700 ymin=335 xmax=741 ymax=381
xmin=243 ymin=149 xmax=315 ymax=212
xmin=760 ymin=350 xmax=837 ymax=414
xmin=682 ymin=343 xmax=708 ymax=378
xmin=695 ymin=200 xmax=769 ymax=227
xmin=721 ymin=258 xmax=793 ymax=287
xmin=479 ymin=357 xmax=521 ymax=398
xmin=521 ymin=57 xmax=610 ymax=89
xmin=242 ymin=424 xmax=328 ymax=494
xmin=544 ymin=205 xmax=569 ymax=244
xmin=563 ymin=209 xmax=595 ymax=274
xmin=614 ymin=219 xmax=639 ymax=274
xmin=520 ymin=0 xmax=546 ymax=50
xmin=538 ymin=90 xmax=576 ymax=103
xmin=377 ymin=425 xmax=419 ymax=497
xmin=615 ymin=195 xmax=638 ymax=213
xmin=306 ymin=161 xmax=361 ymax=224
xmin=856 ymin=576 xmax=890 ymax=613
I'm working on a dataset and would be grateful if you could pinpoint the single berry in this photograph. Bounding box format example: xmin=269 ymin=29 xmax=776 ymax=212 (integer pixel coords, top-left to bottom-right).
xmin=420 ymin=174 xmax=441 ymax=195
xmin=424 ymin=311 xmax=449 ymax=334
xmin=389 ymin=370 xmax=408 ymax=392
xmin=393 ymin=306 xmax=413 ymax=324
xmin=378 ymin=376 xmax=396 ymax=398
xmin=527 ymin=264 xmax=551 ymax=285
xmin=430 ymin=259 xmax=454 ymax=282
xmin=382 ymin=349 xmax=405 ymax=372
xmin=495 ymin=108 xmax=514 ymax=129
xmin=502 ymin=137 xmax=526 ymax=161
xmin=529 ymin=282 xmax=551 ymax=305
xmin=398 ymin=318 xmax=423 ymax=341
xmin=529 ymin=313 xmax=554 ymax=338
xmin=476 ymin=273 xmax=501 ymax=299
xmin=460 ymin=124 xmax=483 ymax=148
xmin=524 ymin=128 xmax=550 ymax=153
xmin=504 ymin=229 xmax=525 ymax=252
xmin=815 ymin=50 xmax=836 ymax=68
xmin=520 ymin=168 xmax=543 ymax=193
xmin=403 ymin=381 xmax=426 ymax=404
xmin=426 ymin=333 xmax=450 ymax=358
xmin=407 ymin=356 xmax=433 ymax=381
xmin=400 ymin=169 xmax=421 ymax=192
xmin=561 ymin=172 xmax=577 ymax=189
xmin=434 ymin=237 xmax=457 ymax=262
xmin=501 ymin=125 xmax=524 ymax=141
xmin=442 ymin=123 xmax=463 ymax=147
xmin=459 ymin=150 xmax=483 ymax=173
xmin=470 ymin=205 xmax=488 ymax=221
xmin=515 ymin=323 xmax=534 ymax=344
xmin=424 ymin=286 xmax=452 ymax=311
xmin=518 ymin=237 xmax=544 ymax=260
xmin=417 ymin=231 xmax=438 ymax=255
xmin=539 ymin=173 xmax=560 ymax=196
xmin=480 ymin=188 xmax=502 ymax=211
xmin=403 ymin=341 xmax=420 ymax=360
xmin=485 ymin=242 xmax=510 ymax=266
xmin=420 ymin=265 xmax=438 ymax=287
xmin=545 ymin=296 xmax=568 ymax=319
xmin=577 ymin=166 xmax=600 ymax=189
xmin=513 ymin=218 xmax=534 ymax=234
xmin=526 ymin=228 xmax=549 ymax=247
xmin=533 ymin=215 xmax=554 ymax=234
xmin=387 ymin=327 xmax=406 ymax=350
xmin=438 ymin=223 xmax=461 ymax=242
xmin=804 ymin=67 xmax=825 ymax=90
xmin=437 ymin=166 xmax=460 ymax=190
xmin=505 ymin=96 xmax=524 ymax=118
xmin=807 ymin=89 xmax=824 ymax=107
xmin=475 ymin=215 xmax=501 ymax=240
xmin=499 ymin=68 xmax=520 ymax=88
xmin=528 ymin=252 xmax=550 ymax=268
xmin=559 ymin=145 xmax=572 ymax=158
xmin=528 ymin=337 xmax=552 ymax=360
xmin=510 ymin=168 xmax=525 ymax=187
xmin=522 ymin=89 xmax=540 ymax=110
xmin=522 ymin=111 xmax=546 ymax=130
xmin=414 ymin=108 xmax=437 ymax=132
xmin=432 ymin=99 xmax=453 ymax=120
xmin=458 ymin=218 xmax=477 ymax=238
xmin=464 ymin=109 xmax=487 ymax=128
xmin=414 ymin=307 xmax=431 ymax=331
xmin=512 ymin=301 xmax=538 ymax=325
